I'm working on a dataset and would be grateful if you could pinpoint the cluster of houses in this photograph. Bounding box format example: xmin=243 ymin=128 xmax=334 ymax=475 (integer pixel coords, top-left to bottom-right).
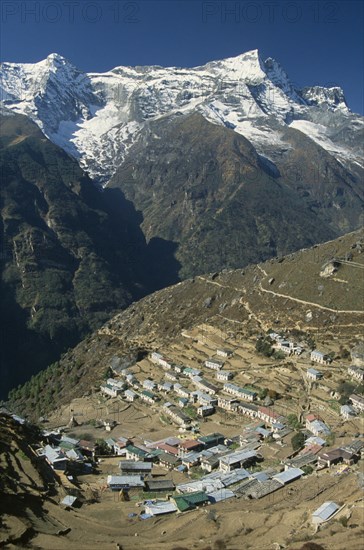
xmin=4 ymin=391 xmax=362 ymax=524
xmin=92 ymin=340 xmax=363 ymax=519
xmin=103 ymin=343 xmax=363 ymax=435
xmin=100 ymin=344 xmax=364 ymax=447
xmin=103 ymin=430 xmax=309 ymax=514
xmin=268 ymin=333 xmax=303 ymax=356
xmin=36 ymin=433 xmax=96 ymax=473
xmin=103 ymin=425 xmax=363 ymax=520
xmin=99 ymin=349 xmax=266 ymax=426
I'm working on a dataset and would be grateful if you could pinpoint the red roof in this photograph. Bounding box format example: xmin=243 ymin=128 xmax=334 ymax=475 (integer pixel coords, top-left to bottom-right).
xmin=300 ymin=444 xmax=322 ymax=455
xmin=306 ymin=413 xmax=318 ymax=422
xmin=156 ymin=443 xmax=179 ymax=455
xmin=79 ymin=440 xmax=95 ymax=451
xmin=258 ymin=406 xmax=280 ymax=419
xmin=179 ymin=440 xmax=201 ymax=450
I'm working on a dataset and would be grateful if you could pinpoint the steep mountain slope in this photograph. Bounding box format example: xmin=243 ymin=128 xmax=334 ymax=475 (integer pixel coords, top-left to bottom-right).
xmin=109 ymin=112 xmax=341 ymax=278
xmin=8 ymin=229 xmax=364 ymax=419
xmin=1 ymin=50 xmax=363 ymax=184
xmin=1 ymin=51 xmax=363 ymax=280
xmin=1 ymin=50 xmax=363 ymax=397
xmin=0 ymin=412 xmax=68 ymax=547
xmin=0 ymin=110 xmax=178 ymax=399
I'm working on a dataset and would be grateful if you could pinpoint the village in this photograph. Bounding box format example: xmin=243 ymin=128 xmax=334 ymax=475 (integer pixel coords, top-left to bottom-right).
xmin=24 ymin=323 xmax=363 ymax=532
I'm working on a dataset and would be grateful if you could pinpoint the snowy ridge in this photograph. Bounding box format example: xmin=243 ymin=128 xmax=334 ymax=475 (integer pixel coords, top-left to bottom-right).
xmin=0 ymin=49 xmax=361 ymax=183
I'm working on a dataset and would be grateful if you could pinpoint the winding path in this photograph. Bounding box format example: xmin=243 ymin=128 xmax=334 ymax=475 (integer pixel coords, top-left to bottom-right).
xmin=256 ymin=265 xmax=364 ymax=314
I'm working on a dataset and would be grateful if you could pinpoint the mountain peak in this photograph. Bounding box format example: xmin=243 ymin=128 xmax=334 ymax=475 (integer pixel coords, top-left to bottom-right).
xmin=46 ymin=53 xmax=69 ymax=65
xmin=300 ymin=85 xmax=349 ymax=112
xmin=263 ymin=56 xmax=302 ymax=101
xmin=212 ymin=49 xmax=266 ymax=81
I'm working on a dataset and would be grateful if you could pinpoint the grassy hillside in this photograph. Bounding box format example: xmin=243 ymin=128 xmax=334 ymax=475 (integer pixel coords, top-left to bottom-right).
xmin=7 ymin=229 xmax=364 ymax=420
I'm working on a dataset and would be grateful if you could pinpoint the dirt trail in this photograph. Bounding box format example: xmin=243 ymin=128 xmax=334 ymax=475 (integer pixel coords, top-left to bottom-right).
xmin=197 ymin=276 xmax=269 ymax=330
xmin=255 ymin=265 xmax=364 ymax=314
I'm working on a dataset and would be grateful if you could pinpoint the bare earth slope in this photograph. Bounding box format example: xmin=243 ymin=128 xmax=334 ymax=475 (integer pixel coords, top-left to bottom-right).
xmin=8 ymin=229 xmax=364 ymax=422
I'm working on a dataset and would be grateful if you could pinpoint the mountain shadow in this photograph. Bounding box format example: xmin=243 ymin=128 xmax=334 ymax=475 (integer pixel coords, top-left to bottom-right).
xmin=0 ymin=111 xmax=180 ymax=399
xmin=108 ymin=112 xmax=343 ymax=279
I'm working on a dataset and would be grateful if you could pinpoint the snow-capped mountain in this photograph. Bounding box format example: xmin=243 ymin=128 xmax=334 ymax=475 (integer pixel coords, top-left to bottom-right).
xmin=0 ymin=49 xmax=363 ymax=183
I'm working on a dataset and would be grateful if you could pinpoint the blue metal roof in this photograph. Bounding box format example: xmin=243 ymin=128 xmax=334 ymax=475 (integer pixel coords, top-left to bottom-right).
xmin=273 ymin=468 xmax=304 ymax=485
xmin=207 ymin=489 xmax=235 ymax=503
xmin=307 ymin=368 xmax=322 ymax=376
xmin=313 ymin=501 xmax=339 ymax=520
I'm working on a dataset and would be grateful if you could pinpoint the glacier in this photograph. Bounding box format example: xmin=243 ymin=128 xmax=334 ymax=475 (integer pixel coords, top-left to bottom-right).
xmin=1 ymin=49 xmax=362 ymax=184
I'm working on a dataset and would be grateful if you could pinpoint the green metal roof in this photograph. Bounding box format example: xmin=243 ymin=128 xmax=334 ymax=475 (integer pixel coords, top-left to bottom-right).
xmin=126 ymin=444 xmax=148 ymax=458
xmin=141 ymin=390 xmax=156 ymax=399
xmin=174 ymin=491 xmax=209 ymax=511
xmin=199 ymin=433 xmax=224 ymax=444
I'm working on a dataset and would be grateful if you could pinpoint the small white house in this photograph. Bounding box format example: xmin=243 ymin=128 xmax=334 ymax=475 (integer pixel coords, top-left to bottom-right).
xmin=311 ymin=350 xmax=332 ymax=365
xmin=223 ymin=383 xmax=256 ymax=401
xmin=306 ymin=368 xmax=323 ymax=381
xmin=216 ymin=349 xmax=233 ymax=358
xmin=348 ymin=365 xmax=364 ymax=382
xmin=205 ymin=359 xmax=225 ymax=371
xmin=216 ymin=371 xmax=233 ymax=381
xmin=125 ymin=389 xmax=137 ymax=402
xmin=340 ymin=404 xmax=356 ymax=420
xmin=312 ymin=501 xmax=339 ymax=524
xmin=350 ymin=393 xmax=364 ymax=412
xmin=143 ymin=379 xmax=156 ymax=391
xmin=100 ymin=384 xmax=122 ymax=398
xmin=151 ymin=351 xmax=163 ymax=364
xmin=217 ymin=396 xmax=239 ymax=411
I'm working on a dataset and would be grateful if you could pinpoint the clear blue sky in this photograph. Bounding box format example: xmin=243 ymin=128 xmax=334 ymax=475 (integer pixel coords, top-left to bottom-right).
xmin=1 ymin=0 xmax=363 ymax=113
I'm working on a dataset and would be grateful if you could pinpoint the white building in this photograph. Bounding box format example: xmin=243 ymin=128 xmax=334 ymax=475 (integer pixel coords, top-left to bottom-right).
xmin=217 ymin=397 xmax=239 ymax=411
xmin=305 ymin=414 xmax=330 ymax=437
xmin=198 ymin=405 xmax=215 ymax=417
xmin=348 ymin=365 xmax=364 ymax=382
xmin=236 ymin=402 xmax=259 ymax=419
xmin=219 ymin=449 xmax=257 ymax=472
xmin=143 ymin=379 xmax=156 ymax=391
xmin=216 ymin=371 xmax=233 ymax=381
xmin=151 ymin=352 xmax=163 ymax=364
xmin=340 ymin=404 xmax=356 ymax=420
xmin=100 ymin=384 xmax=122 ymax=398
xmin=306 ymin=368 xmax=323 ymax=381
xmin=310 ymin=350 xmax=332 ymax=365
xmin=223 ymin=383 xmax=256 ymax=401
xmin=124 ymin=389 xmax=137 ymax=402
xmin=216 ymin=349 xmax=233 ymax=358
xmin=312 ymin=502 xmax=339 ymax=524
xmin=192 ymin=391 xmax=217 ymax=407
xmin=350 ymin=393 xmax=364 ymax=412
xmin=205 ymin=359 xmax=225 ymax=371
xmin=174 ymin=384 xmax=190 ymax=398
xmin=192 ymin=376 xmax=218 ymax=395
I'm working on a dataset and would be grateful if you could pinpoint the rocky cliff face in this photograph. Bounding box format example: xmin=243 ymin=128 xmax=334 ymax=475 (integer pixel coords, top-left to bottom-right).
xmin=109 ymin=112 xmax=362 ymax=278
xmin=0 ymin=110 xmax=177 ymax=398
